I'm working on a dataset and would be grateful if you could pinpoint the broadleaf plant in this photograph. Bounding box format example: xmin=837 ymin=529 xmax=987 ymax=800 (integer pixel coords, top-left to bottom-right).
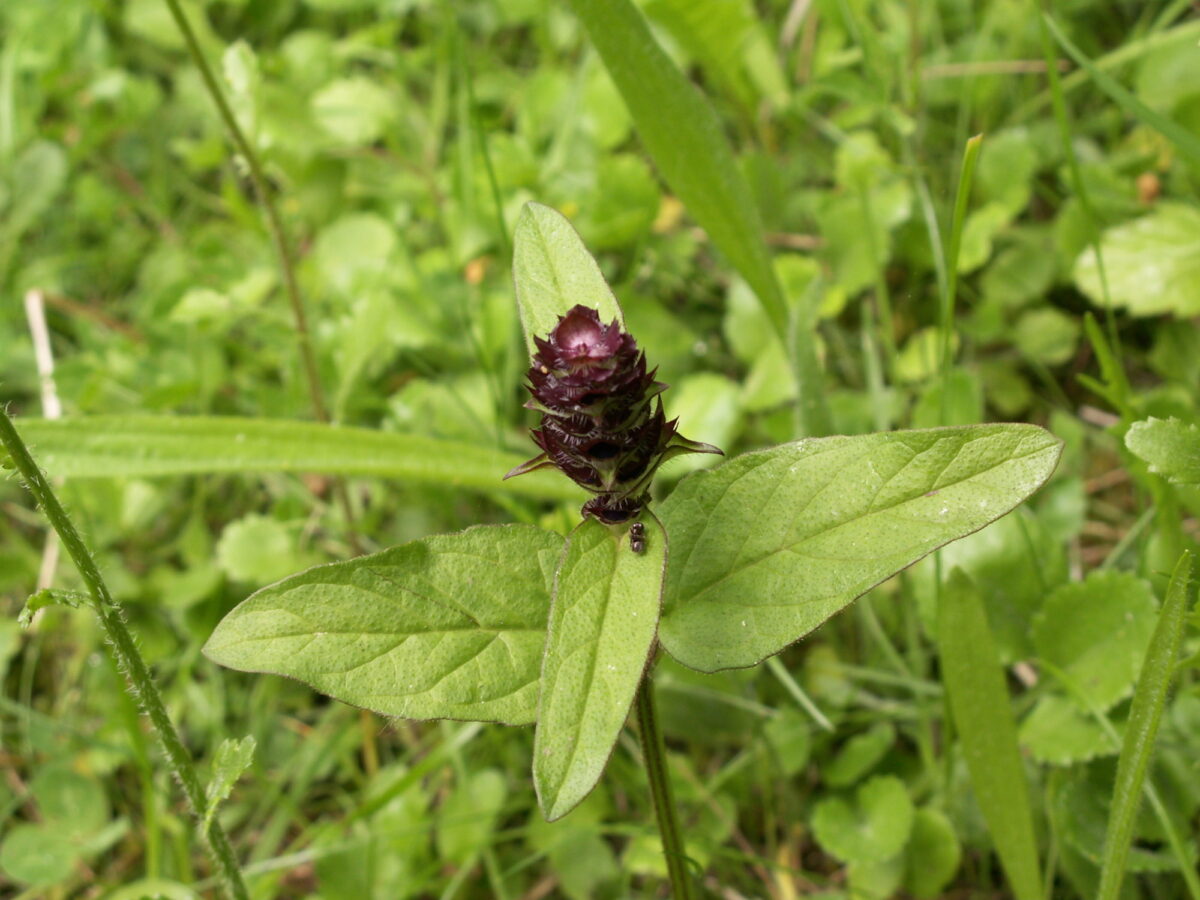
xmin=206 ymin=203 xmax=1061 ymax=894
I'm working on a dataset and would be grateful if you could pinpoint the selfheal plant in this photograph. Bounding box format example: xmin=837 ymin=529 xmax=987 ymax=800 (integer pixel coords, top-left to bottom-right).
xmin=204 ymin=203 xmax=1062 ymax=895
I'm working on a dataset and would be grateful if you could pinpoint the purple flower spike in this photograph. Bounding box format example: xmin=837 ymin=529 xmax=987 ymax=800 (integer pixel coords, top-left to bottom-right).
xmin=505 ymin=305 xmax=722 ymax=523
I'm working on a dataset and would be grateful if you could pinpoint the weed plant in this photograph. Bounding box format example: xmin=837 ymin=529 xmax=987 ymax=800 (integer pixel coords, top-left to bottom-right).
xmin=2 ymin=1 xmax=1200 ymax=898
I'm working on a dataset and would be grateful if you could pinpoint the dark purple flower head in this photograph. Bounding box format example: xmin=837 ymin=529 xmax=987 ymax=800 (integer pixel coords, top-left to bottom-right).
xmin=506 ymin=304 xmax=721 ymax=523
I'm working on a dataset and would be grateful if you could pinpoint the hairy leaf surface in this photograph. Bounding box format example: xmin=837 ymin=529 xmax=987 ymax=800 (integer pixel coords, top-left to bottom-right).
xmin=658 ymin=424 xmax=1061 ymax=671
xmin=534 ymin=515 xmax=665 ymax=820
xmin=205 ymin=525 xmax=563 ymax=725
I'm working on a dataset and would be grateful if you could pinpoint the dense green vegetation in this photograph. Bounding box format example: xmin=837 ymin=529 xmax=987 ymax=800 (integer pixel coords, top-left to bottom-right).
xmin=2 ymin=0 xmax=1199 ymax=897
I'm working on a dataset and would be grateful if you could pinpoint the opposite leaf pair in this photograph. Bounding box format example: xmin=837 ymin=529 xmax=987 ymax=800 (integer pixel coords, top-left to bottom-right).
xmin=205 ymin=203 xmax=1063 ymax=822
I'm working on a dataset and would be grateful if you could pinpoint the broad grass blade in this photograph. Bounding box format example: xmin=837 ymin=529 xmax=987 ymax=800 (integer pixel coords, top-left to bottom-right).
xmin=939 ymin=568 xmax=1042 ymax=900
xmin=14 ymin=416 xmax=580 ymax=500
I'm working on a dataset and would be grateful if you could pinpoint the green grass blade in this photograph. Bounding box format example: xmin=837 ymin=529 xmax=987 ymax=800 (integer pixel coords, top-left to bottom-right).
xmin=1037 ymin=11 xmax=1124 ymax=384
xmin=563 ymin=0 xmax=830 ymax=436
xmin=1098 ymin=551 xmax=1196 ymax=900
xmin=939 ymin=133 xmax=983 ymax=410
xmin=1041 ymin=13 xmax=1200 ymax=168
xmin=938 ymin=569 xmax=1042 ymax=900
xmin=12 ymin=416 xmax=580 ymax=501
xmin=1009 ymin=19 xmax=1200 ymax=124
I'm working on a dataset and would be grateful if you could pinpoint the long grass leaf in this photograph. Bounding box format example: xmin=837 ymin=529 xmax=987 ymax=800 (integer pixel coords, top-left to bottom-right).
xmin=938 ymin=569 xmax=1042 ymax=900
xmin=1098 ymin=551 xmax=1196 ymax=900
xmin=1041 ymin=14 xmax=1200 ymax=168
xmin=12 ymin=416 xmax=580 ymax=500
xmin=562 ymin=0 xmax=831 ymax=436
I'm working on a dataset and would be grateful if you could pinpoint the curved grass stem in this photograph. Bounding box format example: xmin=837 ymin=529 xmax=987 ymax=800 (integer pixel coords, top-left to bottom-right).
xmin=0 ymin=409 xmax=250 ymax=900
xmin=161 ymin=0 xmax=362 ymax=556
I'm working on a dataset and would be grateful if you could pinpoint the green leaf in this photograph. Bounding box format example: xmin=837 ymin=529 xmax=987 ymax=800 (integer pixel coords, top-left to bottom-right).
xmin=1126 ymin=417 xmax=1200 ymax=484
xmin=810 ymin=775 xmax=914 ymax=865
xmin=204 ymin=736 xmax=256 ymax=832
xmin=31 ymin=766 xmax=108 ymax=838
xmin=912 ymin=511 xmax=1067 ymax=662
xmin=1054 ymin=766 xmax=1196 ymax=877
xmin=0 ymin=825 xmax=78 ymax=887
xmin=658 ymin=424 xmax=1062 ymax=672
xmin=1014 ymin=308 xmax=1079 ymax=366
xmin=205 ymin=524 xmax=563 ymax=725
xmin=13 ymin=416 xmax=580 ymax=501
xmin=1032 ymin=571 xmax=1159 ymax=711
xmin=534 ymin=515 xmax=666 ymax=821
xmin=436 ymin=769 xmax=508 ymax=864
xmin=823 ymin=723 xmax=895 ymax=788
xmin=1099 ymin=552 xmax=1196 ymax=900
xmin=903 ymin=808 xmax=962 ymax=899
xmin=512 ymin=202 xmax=625 ymax=356
xmin=1019 ymin=694 xmax=1119 ymax=765
xmin=311 ymin=77 xmax=396 ymax=146
xmin=313 ymin=213 xmax=397 ymax=295
xmin=642 ymin=0 xmax=781 ymax=111
xmin=939 ymin=569 xmax=1042 ymax=900
xmin=216 ymin=515 xmax=308 ymax=584
xmin=19 ymin=589 xmax=88 ymax=627
xmin=1073 ymin=204 xmax=1200 ymax=317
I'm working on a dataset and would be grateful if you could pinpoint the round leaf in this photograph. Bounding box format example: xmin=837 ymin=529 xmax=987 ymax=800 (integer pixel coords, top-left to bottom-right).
xmin=1032 ymin=570 xmax=1159 ymax=711
xmin=1074 ymin=203 xmax=1200 ymax=316
xmin=811 ymin=775 xmax=914 ymax=865
xmin=903 ymin=808 xmax=962 ymax=899
xmin=0 ymin=825 xmax=78 ymax=887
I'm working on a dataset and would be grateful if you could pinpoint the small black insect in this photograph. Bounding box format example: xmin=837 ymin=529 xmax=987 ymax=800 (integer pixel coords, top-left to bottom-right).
xmin=629 ymin=521 xmax=646 ymax=554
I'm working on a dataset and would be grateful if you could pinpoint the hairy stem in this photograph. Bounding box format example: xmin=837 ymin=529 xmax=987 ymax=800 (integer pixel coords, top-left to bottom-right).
xmin=161 ymin=0 xmax=362 ymax=556
xmin=0 ymin=409 xmax=249 ymax=900
xmin=635 ymin=666 xmax=695 ymax=899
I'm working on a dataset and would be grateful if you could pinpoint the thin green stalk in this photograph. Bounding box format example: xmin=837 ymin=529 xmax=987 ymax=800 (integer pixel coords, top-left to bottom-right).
xmin=939 ymin=134 xmax=982 ymax=386
xmin=635 ymin=668 xmax=696 ymax=899
xmin=161 ymin=0 xmax=363 ymax=555
xmin=1009 ymin=18 xmax=1200 ymax=123
xmin=857 ymin=186 xmax=897 ymax=374
xmin=0 ymin=409 xmax=249 ymax=900
xmin=1041 ymin=658 xmax=1200 ymax=900
xmin=1098 ymin=552 xmax=1195 ymax=900
xmin=766 ymin=656 xmax=834 ymax=732
xmin=1036 ymin=9 xmax=1124 ymax=382
xmin=1041 ymin=13 xmax=1200 ymax=168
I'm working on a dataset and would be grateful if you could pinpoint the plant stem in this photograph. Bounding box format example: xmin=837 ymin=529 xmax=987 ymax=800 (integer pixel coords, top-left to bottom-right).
xmin=161 ymin=0 xmax=362 ymax=556
xmin=635 ymin=666 xmax=695 ymax=899
xmin=0 ymin=409 xmax=250 ymax=900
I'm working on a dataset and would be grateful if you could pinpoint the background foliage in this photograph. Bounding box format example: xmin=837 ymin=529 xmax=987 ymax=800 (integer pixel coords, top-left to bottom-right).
xmin=2 ymin=0 xmax=1199 ymax=897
